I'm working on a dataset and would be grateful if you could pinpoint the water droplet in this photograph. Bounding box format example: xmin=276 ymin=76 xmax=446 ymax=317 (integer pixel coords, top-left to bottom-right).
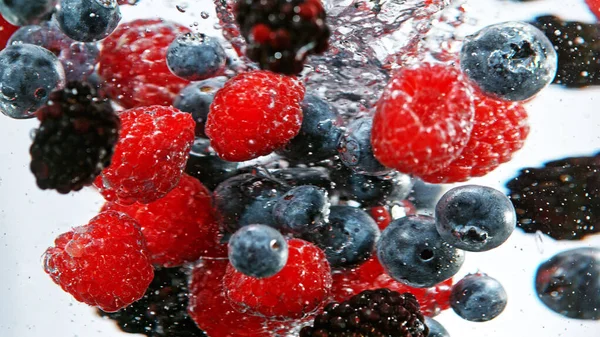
xmin=176 ymin=4 xmax=186 ymax=12
xmin=201 ymin=11 xmax=209 ymax=19
xmin=535 ymin=230 xmax=544 ymax=254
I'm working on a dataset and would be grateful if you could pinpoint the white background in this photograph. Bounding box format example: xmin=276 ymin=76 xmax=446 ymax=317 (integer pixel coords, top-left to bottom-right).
xmin=1 ymin=0 xmax=600 ymax=336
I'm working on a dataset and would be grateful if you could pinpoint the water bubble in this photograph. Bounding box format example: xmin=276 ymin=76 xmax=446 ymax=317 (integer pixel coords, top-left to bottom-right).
xmin=201 ymin=11 xmax=209 ymax=19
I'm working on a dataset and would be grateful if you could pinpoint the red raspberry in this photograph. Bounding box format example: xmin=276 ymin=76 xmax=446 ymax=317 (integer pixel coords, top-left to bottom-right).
xmin=98 ymin=19 xmax=190 ymax=108
xmin=102 ymin=174 xmax=226 ymax=267
xmin=586 ymin=0 xmax=600 ymax=20
xmin=331 ymin=256 xmax=452 ymax=316
xmin=370 ymin=201 xmax=416 ymax=231
xmin=420 ymin=91 xmax=529 ymax=183
xmin=205 ymin=70 xmax=305 ymax=162
xmin=223 ymin=239 xmax=332 ymax=319
xmin=0 ymin=15 xmax=18 ymax=51
xmin=94 ymin=105 xmax=195 ymax=204
xmin=371 ymin=64 xmax=474 ymax=176
xmin=43 ymin=211 xmax=154 ymax=312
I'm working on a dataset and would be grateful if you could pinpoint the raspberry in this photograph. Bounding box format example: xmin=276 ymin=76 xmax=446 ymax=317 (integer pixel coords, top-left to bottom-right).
xmin=205 ymin=70 xmax=305 ymax=162
xmin=94 ymin=105 xmax=195 ymax=204
xmin=420 ymin=90 xmax=529 ymax=183
xmin=223 ymin=239 xmax=332 ymax=319
xmin=0 ymin=15 xmax=18 ymax=51
xmin=30 ymin=81 xmax=119 ymax=194
xmin=586 ymin=0 xmax=600 ymax=20
xmin=370 ymin=202 xmax=416 ymax=231
xmin=372 ymin=64 xmax=474 ymax=176
xmin=331 ymin=256 xmax=452 ymax=316
xmin=98 ymin=19 xmax=190 ymax=108
xmin=102 ymin=174 xmax=226 ymax=267
xmin=43 ymin=211 xmax=154 ymax=312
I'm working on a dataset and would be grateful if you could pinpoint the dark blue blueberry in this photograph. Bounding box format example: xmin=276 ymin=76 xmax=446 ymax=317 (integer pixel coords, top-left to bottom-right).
xmin=213 ymin=171 xmax=290 ymax=233
xmin=0 ymin=0 xmax=56 ymax=26
xmin=450 ymin=273 xmax=508 ymax=322
xmin=166 ymin=33 xmax=227 ymax=81
xmin=273 ymin=185 xmax=329 ymax=235
xmin=407 ymin=178 xmax=444 ymax=213
xmin=277 ymin=94 xmax=343 ymax=163
xmin=228 ymin=224 xmax=288 ymax=278
xmin=377 ymin=215 xmax=465 ymax=288
xmin=0 ymin=44 xmax=64 ymax=119
xmin=425 ymin=317 xmax=450 ymax=337
xmin=304 ymin=205 xmax=379 ymax=268
xmin=173 ymin=77 xmax=226 ymax=137
xmin=460 ymin=21 xmax=557 ymax=101
xmin=271 ymin=167 xmax=334 ymax=192
xmin=184 ymin=138 xmax=242 ymax=190
xmin=435 ymin=185 xmax=516 ymax=252
xmin=56 ymin=0 xmax=121 ymax=42
xmin=9 ymin=22 xmax=99 ymax=82
xmin=338 ymin=117 xmax=390 ymax=176
xmin=535 ymin=247 xmax=600 ymax=320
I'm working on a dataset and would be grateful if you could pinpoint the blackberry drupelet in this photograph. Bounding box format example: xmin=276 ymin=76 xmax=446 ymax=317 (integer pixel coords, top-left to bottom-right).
xmin=30 ymin=81 xmax=119 ymax=193
xmin=234 ymin=0 xmax=330 ymax=74
xmin=300 ymin=288 xmax=428 ymax=337
xmin=506 ymin=152 xmax=600 ymax=240
xmin=98 ymin=267 xmax=206 ymax=337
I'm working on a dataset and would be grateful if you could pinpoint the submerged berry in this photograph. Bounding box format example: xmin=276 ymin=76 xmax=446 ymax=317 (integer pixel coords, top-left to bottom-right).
xmin=228 ymin=224 xmax=288 ymax=278
xmin=56 ymin=0 xmax=122 ymax=42
xmin=450 ymin=273 xmax=508 ymax=322
xmin=166 ymin=32 xmax=226 ymax=81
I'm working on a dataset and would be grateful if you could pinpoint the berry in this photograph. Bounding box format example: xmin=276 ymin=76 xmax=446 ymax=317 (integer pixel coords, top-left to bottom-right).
xmin=407 ymin=179 xmax=445 ymax=212
xmin=506 ymin=153 xmax=600 ymax=240
xmin=304 ymin=205 xmax=379 ymax=268
xmin=30 ymin=81 xmax=119 ymax=193
xmin=372 ymin=64 xmax=474 ymax=177
xmin=0 ymin=0 xmax=56 ymax=26
xmin=535 ymin=247 xmax=600 ymax=320
xmin=339 ymin=117 xmax=390 ymax=176
xmin=166 ymin=32 xmax=227 ymax=81
xmin=272 ymin=185 xmax=329 ymax=235
xmin=224 ymin=238 xmax=332 ymax=319
xmin=98 ymin=267 xmax=207 ymax=337
xmin=56 ymin=0 xmax=121 ymax=42
xmin=435 ymin=185 xmax=517 ymax=252
xmin=98 ymin=19 xmax=190 ymax=108
xmin=450 ymin=273 xmax=508 ymax=322
xmin=43 ymin=211 xmax=154 ymax=312
xmin=103 ymin=174 xmax=225 ymax=266
xmin=271 ymin=167 xmax=334 ymax=192
xmin=0 ymin=43 xmax=65 ymax=119
xmin=235 ymin=0 xmax=330 ymax=74
xmin=377 ymin=216 xmax=465 ymax=288
xmin=420 ymin=91 xmax=529 ymax=183
xmin=425 ymin=317 xmax=450 ymax=337
xmin=228 ymin=224 xmax=288 ymax=278
xmin=174 ymin=76 xmax=227 ymax=138
xmin=0 ymin=15 xmax=18 ymax=51
xmin=460 ymin=21 xmax=557 ymax=102
xmin=586 ymin=0 xmax=600 ymax=20
xmin=300 ymin=288 xmax=428 ymax=337
xmin=184 ymin=138 xmax=242 ymax=190
xmin=277 ymin=94 xmax=343 ymax=163
xmin=213 ymin=172 xmax=290 ymax=233
xmin=94 ymin=105 xmax=195 ymax=204
xmin=205 ymin=70 xmax=305 ymax=162
xmin=370 ymin=206 xmax=393 ymax=231
xmin=333 ymin=167 xmax=414 ymax=207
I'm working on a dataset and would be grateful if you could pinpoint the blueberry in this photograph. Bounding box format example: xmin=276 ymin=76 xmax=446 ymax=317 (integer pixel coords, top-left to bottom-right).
xmin=450 ymin=273 xmax=508 ymax=322
xmin=338 ymin=117 xmax=390 ymax=176
xmin=56 ymin=0 xmax=121 ymax=42
xmin=174 ymin=77 xmax=226 ymax=138
xmin=228 ymin=224 xmax=288 ymax=278
xmin=213 ymin=171 xmax=290 ymax=233
xmin=435 ymin=185 xmax=516 ymax=252
xmin=304 ymin=205 xmax=379 ymax=268
xmin=9 ymin=22 xmax=99 ymax=82
xmin=271 ymin=167 xmax=334 ymax=192
xmin=0 ymin=44 xmax=65 ymax=119
xmin=535 ymin=247 xmax=600 ymax=320
xmin=167 ymin=33 xmax=227 ymax=81
xmin=377 ymin=215 xmax=465 ymax=288
xmin=277 ymin=94 xmax=343 ymax=163
xmin=0 ymin=0 xmax=57 ymax=26
xmin=184 ymin=138 xmax=242 ymax=190
xmin=460 ymin=21 xmax=557 ymax=101
xmin=407 ymin=178 xmax=445 ymax=212
xmin=273 ymin=185 xmax=329 ymax=235
xmin=425 ymin=317 xmax=450 ymax=337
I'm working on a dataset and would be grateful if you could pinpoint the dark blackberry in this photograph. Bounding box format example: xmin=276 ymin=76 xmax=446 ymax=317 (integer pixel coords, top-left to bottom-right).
xmin=506 ymin=152 xmax=600 ymax=240
xmin=98 ymin=267 xmax=206 ymax=337
xmin=300 ymin=288 xmax=428 ymax=337
xmin=530 ymin=15 xmax=600 ymax=87
xmin=235 ymin=0 xmax=330 ymax=74
xmin=29 ymin=81 xmax=119 ymax=194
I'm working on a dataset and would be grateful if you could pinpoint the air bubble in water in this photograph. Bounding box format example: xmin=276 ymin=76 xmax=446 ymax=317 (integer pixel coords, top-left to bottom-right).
xmin=201 ymin=11 xmax=209 ymax=19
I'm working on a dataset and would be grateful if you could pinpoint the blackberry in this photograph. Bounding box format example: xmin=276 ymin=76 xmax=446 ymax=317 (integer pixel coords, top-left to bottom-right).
xmin=29 ymin=81 xmax=119 ymax=193
xmin=98 ymin=267 xmax=206 ymax=337
xmin=506 ymin=152 xmax=600 ymax=240
xmin=300 ymin=288 xmax=428 ymax=337
xmin=235 ymin=0 xmax=330 ymax=74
